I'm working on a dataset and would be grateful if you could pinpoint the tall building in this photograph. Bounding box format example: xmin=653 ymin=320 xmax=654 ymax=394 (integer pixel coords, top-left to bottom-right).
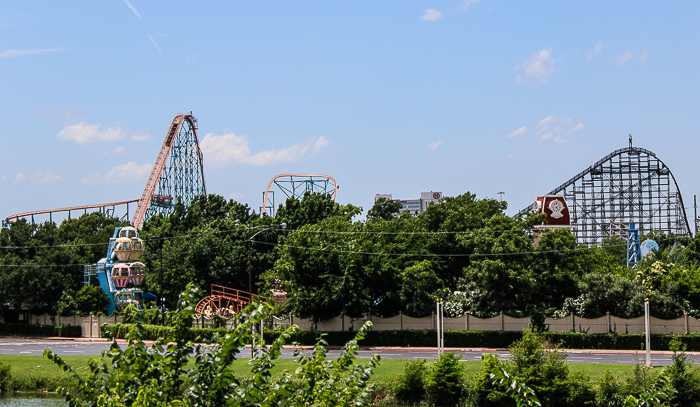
xmin=374 ymin=191 xmax=442 ymax=214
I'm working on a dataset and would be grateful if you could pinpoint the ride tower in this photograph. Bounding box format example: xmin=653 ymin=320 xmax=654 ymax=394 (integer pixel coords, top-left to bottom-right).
xmin=85 ymin=226 xmax=148 ymax=315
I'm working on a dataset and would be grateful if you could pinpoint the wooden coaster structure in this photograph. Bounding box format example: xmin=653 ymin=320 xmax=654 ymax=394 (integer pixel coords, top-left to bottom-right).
xmin=195 ymin=284 xmax=260 ymax=319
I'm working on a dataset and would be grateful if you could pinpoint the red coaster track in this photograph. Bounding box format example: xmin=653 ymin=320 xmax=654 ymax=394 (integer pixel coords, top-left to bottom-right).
xmin=195 ymin=284 xmax=261 ymax=319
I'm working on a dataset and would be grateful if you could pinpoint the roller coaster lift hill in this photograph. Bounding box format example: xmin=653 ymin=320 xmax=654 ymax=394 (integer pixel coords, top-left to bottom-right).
xmin=3 ymin=115 xmax=696 ymax=316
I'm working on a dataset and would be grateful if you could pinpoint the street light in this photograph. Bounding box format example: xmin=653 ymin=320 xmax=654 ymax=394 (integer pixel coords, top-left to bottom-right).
xmin=247 ymin=223 xmax=287 ymax=295
xmin=149 ymin=235 xmax=164 ymax=326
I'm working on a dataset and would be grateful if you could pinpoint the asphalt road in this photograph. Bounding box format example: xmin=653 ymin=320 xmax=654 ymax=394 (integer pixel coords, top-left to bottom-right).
xmin=1 ymin=338 xmax=698 ymax=366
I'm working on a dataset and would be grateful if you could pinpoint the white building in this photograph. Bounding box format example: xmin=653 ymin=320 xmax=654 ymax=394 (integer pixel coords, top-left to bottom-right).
xmin=374 ymin=191 xmax=442 ymax=214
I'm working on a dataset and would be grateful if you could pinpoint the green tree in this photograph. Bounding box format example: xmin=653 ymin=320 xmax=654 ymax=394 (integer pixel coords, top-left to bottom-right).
xmin=74 ymin=285 xmax=108 ymax=315
xmin=366 ymin=197 xmax=403 ymax=221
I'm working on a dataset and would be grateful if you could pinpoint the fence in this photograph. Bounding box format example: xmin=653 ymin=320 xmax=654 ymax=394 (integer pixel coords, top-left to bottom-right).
xmin=20 ymin=311 xmax=700 ymax=338
xmin=272 ymin=311 xmax=700 ymax=336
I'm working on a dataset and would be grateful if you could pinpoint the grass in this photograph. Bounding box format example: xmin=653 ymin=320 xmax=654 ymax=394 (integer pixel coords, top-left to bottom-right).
xmin=0 ymin=354 xmax=640 ymax=393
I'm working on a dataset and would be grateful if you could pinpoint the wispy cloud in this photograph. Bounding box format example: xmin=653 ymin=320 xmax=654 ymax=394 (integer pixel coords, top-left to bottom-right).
xmin=586 ymin=41 xmax=607 ymax=62
xmin=536 ymin=116 xmax=584 ymax=144
xmin=506 ymin=126 xmax=527 ymax=138
xmin=123 ymin=0 xmax=141 ymax=18
xmin=0 ymin=48 xmax=64 ymax=58
xmin=105 ymin=146 xmax=125 ymax=156
xmin=199 ymin=133 xmax=330 ymax=167
xmin=82 ymin=162 xmax=151 ymax=186
xmin=14 ymin=171 xmax=61 ymax=185
xmin=459 ymin=0 xmax=479 ymax=11
xmin=58 ymin=122 xmax=126 ymax=144
xmin=0 ymin=176 xmax=6 ymax=182
xmin=427 ymin=140 xmax=444 ymax=150
xmin=131 ymin=133 xmax=151 ymax=141
xmin=640 ymin=49 xmax=649 ymax=63
xmin=420 ymin=9 xmax=442 ymax=21
xmin=148 ymin=34 xmax=162 ymax=54
xmin=616 ymin=51 xmax=633 ymax=65
xmin=514 ymin=49 xmax=556 ymax=84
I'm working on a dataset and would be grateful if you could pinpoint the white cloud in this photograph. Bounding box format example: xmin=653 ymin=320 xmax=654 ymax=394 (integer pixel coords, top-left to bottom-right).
xmin=123 ymin=0 xmax=141 ymax=18
xmin=312 ymin=136 xmax=330 ymax=154
xmin=536 ymin=116 xmax=584 ymax=144
xmin=640 ymin=49 xmax=649 ymax=63
xmin=506 ymin=126 xmax=527 ymax=138
xmin=105 ymin=146 xmax=125 ymax=156
xmin=427 ymin=140 xmax=444 ymax=150
xmin=616 ymin=51 xmax=633 ymax=65
xmin=459 ymin=0 xmax=479 ymax=11
xmin=81 ymin=162 xmax=151 ymax=186
xmin=199 ymin=133 xmax=330 ymax=167
xmin=586 ymin=41 xmax=607 ymax=62
xmin=0 ymin=176 xmax=6 ymax=182
xmin=420 ymin=9 xmax=442 ymax=21
xmin=0 ymin=48 xmax=64 ymax=58
xmin=514 ymin=49 xmax=556 ymax=84
xmin=131 ymin=133 xmax=151 ymax=141
xmin=14 ymin=171 xmax=61 ymax=185
xmin=148 ymin=34 xmax=162 ymax=54
xmin=58 ymin=122 xmax=126 ymax=144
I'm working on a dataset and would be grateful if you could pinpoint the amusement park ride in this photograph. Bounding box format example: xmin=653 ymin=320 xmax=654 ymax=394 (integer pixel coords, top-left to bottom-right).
xmin=2 ymin=114 xmax=697 ymax=317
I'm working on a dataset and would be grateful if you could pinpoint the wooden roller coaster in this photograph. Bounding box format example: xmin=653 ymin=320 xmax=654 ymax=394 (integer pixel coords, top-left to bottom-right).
xmin=195 ymin=284 xmax=261 ymax=319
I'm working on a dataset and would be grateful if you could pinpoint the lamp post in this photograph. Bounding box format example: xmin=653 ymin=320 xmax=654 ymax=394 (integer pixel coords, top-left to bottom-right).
xmin=247 ymin=223 xmax=287 ymax=295
xmin=149 ymin=235 xmax=164 ymax=326
xmin=246 ymin=223 xmax=286 ymax=359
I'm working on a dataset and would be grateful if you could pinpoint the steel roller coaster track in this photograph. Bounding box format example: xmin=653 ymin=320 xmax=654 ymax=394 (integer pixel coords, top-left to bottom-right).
xmin=516 ymin=146 xmax=693 ymax=245
xmin=4 ymin=113 xmax=207 ymax=229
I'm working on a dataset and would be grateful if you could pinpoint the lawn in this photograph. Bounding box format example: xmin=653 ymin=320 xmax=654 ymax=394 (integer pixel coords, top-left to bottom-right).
xmin=0 ymin=354 xmax=640 ymax=392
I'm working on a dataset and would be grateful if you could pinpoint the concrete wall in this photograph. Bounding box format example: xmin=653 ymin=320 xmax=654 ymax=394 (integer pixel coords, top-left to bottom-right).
xmin=24 ymin=312 xmax=700 ymax=338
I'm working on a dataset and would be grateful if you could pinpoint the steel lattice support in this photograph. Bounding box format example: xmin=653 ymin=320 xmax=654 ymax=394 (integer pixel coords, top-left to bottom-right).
xmin=261 ymin=174 xmax=338 ymax=216
xmin=517 ymin=146 xmax=692 ymax=245
xmin=132 ymin=113 xmax=206 ymax=228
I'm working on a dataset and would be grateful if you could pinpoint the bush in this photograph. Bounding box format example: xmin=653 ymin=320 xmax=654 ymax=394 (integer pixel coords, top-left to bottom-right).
xmin=667 ymin=339 xmax=700 ymax=407
xmin=424 ymin=352 xmax=465 ymax=406
xmin=391 ymin=359 xmax=427 ymax=403
xmin=0 ymin=362 xmax=10 ymax=391
xmin=48 ymin=283 xmax=381 ymax=407
xmin=0 ymin=323 xmax=81 ymax=337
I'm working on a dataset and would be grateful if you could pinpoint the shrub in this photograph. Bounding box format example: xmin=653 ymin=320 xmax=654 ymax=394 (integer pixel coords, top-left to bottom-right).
xmin=667 ymin=339 xmax=700 ymax=407
xmin=391 ymin=359 xmax=427 ymax=402
xmin=47 ymin=283 xmax=381 ymax=407
xmin=424 ymin=352 xmax=465 ymax=406
xmin=0 ymin=362 xmax=10 ymax=391
xmin=596 ymin=371 xmax=624 ymax=407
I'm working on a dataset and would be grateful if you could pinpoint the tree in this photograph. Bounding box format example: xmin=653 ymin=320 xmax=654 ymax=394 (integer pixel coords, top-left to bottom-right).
xmin=74 ymin=285 xmax=108 ymax=315
xmin=366 ymin=197 xmax=403 ymax=221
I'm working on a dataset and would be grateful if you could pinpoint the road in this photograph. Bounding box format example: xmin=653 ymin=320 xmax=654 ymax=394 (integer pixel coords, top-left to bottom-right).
xmin=0 ymin=338 xmax=697 ymax=366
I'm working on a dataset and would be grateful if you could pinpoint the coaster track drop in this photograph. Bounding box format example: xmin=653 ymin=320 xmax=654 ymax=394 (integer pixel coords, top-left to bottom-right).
xmin=4 ymin=113 xmax=207 ymax=229
xmin=517 ymin=146 xmax=693 ymax=245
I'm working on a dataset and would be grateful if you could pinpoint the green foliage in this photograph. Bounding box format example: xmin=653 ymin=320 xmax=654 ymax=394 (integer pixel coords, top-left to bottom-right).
xmin=391 ymin=359 xmax=428 ymax=402
xmin=0 ymin=323 xmax=81 ymax=337
xmin=666 ymin=339 xmax=700 ymax=407
xmin=0 ymin=361 xmax=10 ymax=391
xmin=47 ymin=283 xmax=380 ymax=407
xmin=366 ymin=197 xmax=403 ymax=221
xmin=424 ymin=352 xmax=465 ymax=406
xmin=74 ymin=285 xmax=108 ymax=315
xmin=483 ymin=353 xmax=541 ymax=407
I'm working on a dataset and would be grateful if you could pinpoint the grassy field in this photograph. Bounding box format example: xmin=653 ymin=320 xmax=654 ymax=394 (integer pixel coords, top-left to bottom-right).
xmin=0 ymin=354 xmax=640 ymax=393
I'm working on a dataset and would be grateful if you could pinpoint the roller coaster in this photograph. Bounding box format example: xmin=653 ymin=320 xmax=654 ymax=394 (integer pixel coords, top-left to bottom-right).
xmin=517 ymin=140 xmax=693 ymax=245
xmin=3 ymin=113 xmax=696 ymax=316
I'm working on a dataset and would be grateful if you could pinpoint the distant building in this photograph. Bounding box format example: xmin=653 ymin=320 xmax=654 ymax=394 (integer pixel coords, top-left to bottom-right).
xmin=374 ymin=191 xmax=442 ymax=214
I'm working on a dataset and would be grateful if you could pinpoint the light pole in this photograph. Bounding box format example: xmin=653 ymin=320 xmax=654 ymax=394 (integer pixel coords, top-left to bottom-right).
xmin=498 ymin=191 xmax=505 ymax=202
xmin=246 ymin=222 xmax=286 ymax=360
xmin=247 ymin=223 xmax=287 ymax=295
xmin=149 ymin=235 xmax=164 ymax=325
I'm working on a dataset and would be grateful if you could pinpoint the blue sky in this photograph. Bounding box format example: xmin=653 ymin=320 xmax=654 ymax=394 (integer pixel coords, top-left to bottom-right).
xmin=2 ymin=1 xmax=700 ymax=221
